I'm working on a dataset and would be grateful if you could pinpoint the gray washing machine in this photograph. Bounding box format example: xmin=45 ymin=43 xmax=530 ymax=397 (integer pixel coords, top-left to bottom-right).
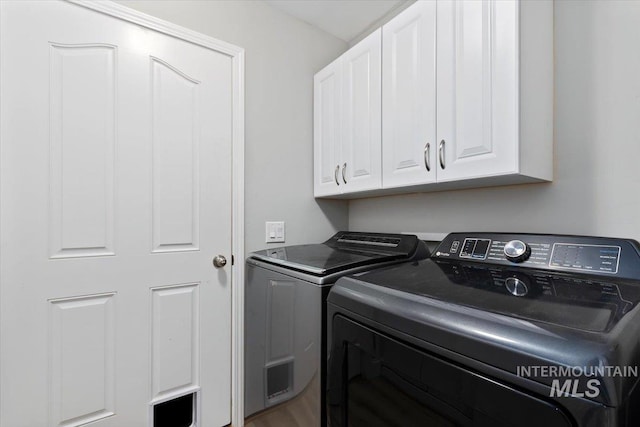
xmin=244 ymin=231 xmax=430 ymax=425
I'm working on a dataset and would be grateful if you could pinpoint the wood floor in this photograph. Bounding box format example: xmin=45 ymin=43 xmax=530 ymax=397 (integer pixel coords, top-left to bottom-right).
xmin=244 ymin=373 xmax=320 ymax=427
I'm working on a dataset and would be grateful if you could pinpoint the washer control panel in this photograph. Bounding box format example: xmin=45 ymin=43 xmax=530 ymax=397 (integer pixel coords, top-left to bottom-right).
xmin=550 ymin=243 xmax=620 ymax=273
xmin=459 ymin=238 xmax=491 ymax=260
xmin=433 ymin=233 xmax=640 ymax=279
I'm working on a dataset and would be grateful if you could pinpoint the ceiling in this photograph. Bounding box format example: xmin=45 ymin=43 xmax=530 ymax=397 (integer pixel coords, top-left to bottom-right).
xmin=264 ymin=0 xmax=408 ymax=43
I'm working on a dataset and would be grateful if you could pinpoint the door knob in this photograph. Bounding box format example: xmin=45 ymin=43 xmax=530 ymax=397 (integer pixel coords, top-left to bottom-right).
xmin=213 ymin=255 xmax=227 ymax=268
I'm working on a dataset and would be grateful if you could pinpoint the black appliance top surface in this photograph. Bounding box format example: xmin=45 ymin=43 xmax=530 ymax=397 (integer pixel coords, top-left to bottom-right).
xmin=334 ymin=233 xmax=640 ymax=332
xmin=349 ymin=258 xmax=640 ymax=333
xmin=249 ymin=231 xmax=422 ymax=276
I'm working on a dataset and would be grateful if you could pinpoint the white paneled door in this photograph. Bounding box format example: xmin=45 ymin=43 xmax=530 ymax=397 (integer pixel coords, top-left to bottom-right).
xmin=1 ymin=2 xmax=235 ymax=426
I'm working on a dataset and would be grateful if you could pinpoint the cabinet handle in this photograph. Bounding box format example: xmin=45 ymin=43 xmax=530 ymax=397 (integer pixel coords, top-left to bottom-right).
xmin=439 ymin=140 xmax=446 ymax=170
xmin=334 ymin=164 xmax=340 ymax=186
xmin=424 ymin=143 xmax=431 ymax=172
xmin=342 ymin=163 xmax=347 ymax=184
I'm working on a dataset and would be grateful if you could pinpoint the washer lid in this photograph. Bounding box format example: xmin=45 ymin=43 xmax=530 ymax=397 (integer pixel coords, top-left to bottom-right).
xmin=250 ymin=231 xmax=423 ymax=276
xmin=250 ymin=244 xmax=406 ymax=276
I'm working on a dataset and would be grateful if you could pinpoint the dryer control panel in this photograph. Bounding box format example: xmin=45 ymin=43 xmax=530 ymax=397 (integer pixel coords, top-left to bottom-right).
xmin=433 ymin=233 xmax=640 ymax=279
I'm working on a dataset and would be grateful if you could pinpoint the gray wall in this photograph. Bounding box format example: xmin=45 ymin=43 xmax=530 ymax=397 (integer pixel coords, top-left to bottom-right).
xmin=117 ymin=0 xmax=349 ymax=254
xmin=116 ymin=1 xmax=640 ymax=246
xmin=350 ymin=0 xmax=640 ymax=241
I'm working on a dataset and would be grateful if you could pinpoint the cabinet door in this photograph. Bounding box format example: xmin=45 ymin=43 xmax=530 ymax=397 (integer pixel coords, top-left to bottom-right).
xmin=382 ymin=1 xmax=437 ymax=188
xmin=341 ymin=29 xmax=382 ymax=194
xmin=436 ymin=0 xmax=519 ymax=182
xmin=314 ymin=59 xmax=342 ymax=196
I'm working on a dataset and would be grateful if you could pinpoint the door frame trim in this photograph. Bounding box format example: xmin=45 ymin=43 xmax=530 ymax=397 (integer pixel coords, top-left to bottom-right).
xmin=48 ymin=1 xmax=246 ymax=425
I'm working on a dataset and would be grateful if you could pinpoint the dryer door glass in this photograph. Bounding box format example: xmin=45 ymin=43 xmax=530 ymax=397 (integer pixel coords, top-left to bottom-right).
xmin=327 ymin=315 xmax=574 ymax=427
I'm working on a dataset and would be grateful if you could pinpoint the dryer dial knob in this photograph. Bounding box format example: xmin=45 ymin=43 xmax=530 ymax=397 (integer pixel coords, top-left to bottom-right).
xmin=504 ymin=240 xmax=531 ymax=263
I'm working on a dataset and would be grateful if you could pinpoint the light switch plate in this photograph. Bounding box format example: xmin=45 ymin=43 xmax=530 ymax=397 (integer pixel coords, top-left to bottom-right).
xmin=265 ymin=221 xmax=285 ymax=243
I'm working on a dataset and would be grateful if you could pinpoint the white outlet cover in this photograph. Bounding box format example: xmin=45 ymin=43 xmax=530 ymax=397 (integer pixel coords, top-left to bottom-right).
xmin=265 ymin=221 xmax=285 ymax=243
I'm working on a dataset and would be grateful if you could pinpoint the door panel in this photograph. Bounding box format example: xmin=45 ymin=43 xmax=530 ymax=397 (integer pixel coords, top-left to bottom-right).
xmin=382 ymin=1 xmax=437 ymax=188
xmin=0 ymin=2 xmax=232 ymax=426
xmin=151 ymin=284 xmax=199 ymax=400
xmin=328 ymin=315 xmax=574 ymax=427
xmin=314 ymin=60 xmax=342 ymax=197
xmin=49 ymin=43 xmax=117 ymax=258
xmin=437 ymin=0 xmax=518 ymax=181
xmin=49 ymin=293 xmax=116 ymax=427
xmin=151 ymin=58 xmax=200 ymax=253
xmin=341 ymin=28 xmax=381 ymax=193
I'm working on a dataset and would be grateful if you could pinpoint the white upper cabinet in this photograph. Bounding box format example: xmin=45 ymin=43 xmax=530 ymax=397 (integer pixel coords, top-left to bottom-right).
xmin=313 ymin=59 xmax=342 ymax=197
xmin=341 ymin=29 xmax=382 ymax=193
xmin=436 ymin=0 xmax=518 ymax=181
xmin=313 ymin=29 xmax=382 ymax=197
xmin=314 ymin=0 xmax=552 ymax=198
xmin=436 ymin=0 xmax=553 ymax=185
xmin=382 ymin=0 xmax=437 ymax=188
